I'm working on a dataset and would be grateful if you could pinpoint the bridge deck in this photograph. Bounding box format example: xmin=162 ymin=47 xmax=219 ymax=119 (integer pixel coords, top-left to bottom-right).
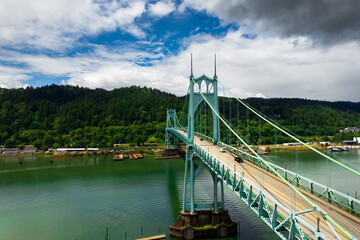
xmin=178 ymin=130 xmax=360 ymax=240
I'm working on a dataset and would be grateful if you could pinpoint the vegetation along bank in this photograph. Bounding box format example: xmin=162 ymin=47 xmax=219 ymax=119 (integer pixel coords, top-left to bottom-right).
xmin=0 ymin=85 xmax=359 ymax=150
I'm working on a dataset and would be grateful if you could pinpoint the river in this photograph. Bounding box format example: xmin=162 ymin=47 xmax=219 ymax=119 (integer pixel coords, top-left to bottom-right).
xmin=0 ymin=150 xmax=359 ymax=240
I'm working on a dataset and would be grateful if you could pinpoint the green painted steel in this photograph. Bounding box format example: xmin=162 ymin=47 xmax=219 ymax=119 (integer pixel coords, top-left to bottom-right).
xmin=166 ymin=112 xmax=359 ymax=240
xmin=169 ymin=129 xmax=327 ymax=240
xmin=165 ymin=56 xmax=359 ymax=239
xmin=165 ymin=109 xmax=178 ymax=149
xmin=180 ymin=54 xmax=222 ymax=213
xmin=191 ymin=77 xmax=357 ymax=240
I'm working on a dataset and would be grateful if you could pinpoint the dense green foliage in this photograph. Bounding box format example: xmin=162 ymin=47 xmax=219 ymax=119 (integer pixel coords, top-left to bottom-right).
xmin=198 ymin=97 xmax=360 ymax=144
xmin=0 ymin=85 xmax=359 ymax=149
xmin=0 ymin=85 xmax=183 ymax=149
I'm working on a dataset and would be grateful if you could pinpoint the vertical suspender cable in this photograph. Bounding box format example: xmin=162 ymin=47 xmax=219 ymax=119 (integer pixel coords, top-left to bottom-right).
xmin=229 ymin=98 xmax=232 ymax=145
xmin=246 ymin=108 xmax=249 ymax=143
xmin=274 ymin=127 xmax=278 ymax=165
xmin=192 ymin=77 xmax=354 ymax=239
xmin=217 ymin=80 xmax=360 ymax=177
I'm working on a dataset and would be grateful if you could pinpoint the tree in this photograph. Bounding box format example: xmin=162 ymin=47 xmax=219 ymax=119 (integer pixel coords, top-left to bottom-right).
xmin=52 ymin=143 xmax=61 ymax=149
xmin=4 ymin=137 xmax=16 ymax=147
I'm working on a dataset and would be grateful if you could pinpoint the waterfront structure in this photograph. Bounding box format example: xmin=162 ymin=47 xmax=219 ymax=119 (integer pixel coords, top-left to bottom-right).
xmin=56 ymin=148 xmax=99 ymax=152
xmin=87 ymin=148 xmax=99 ymax=151
xmin=3 ymin=148 xmax=20 ymax=154
xmin=24 ymin=145 xmax=37 ymax=153
xmin=340 ymin=127 xmax=360 ymax=133
xmin=283 ymin=142 xmax=302 ymax=146
xmin=57 ymin=148 xmax=86 ymax=152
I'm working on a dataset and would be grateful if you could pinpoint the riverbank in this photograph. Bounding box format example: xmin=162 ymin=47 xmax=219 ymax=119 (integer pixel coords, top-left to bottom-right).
xmin=0 ymin=145 xmax=165 ymax=158
xmin=250 ymin=144 xmax=360 ymax=152
xmin=2 ymin=143 xmax=358 ymax=158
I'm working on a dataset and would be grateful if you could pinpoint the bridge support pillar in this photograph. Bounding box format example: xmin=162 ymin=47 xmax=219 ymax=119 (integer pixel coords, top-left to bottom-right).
xmin=182 ymin=145 xmax=196 ymax=212
xmin=220 ymin=178 xmax=225 ymax=210
xmin=211 ymin=172 xmax=225 ymax=212
xmin=212 ymin=172 xmax=218 ymax=212
xmin=170 ymin=210 xmax=237 ymax=239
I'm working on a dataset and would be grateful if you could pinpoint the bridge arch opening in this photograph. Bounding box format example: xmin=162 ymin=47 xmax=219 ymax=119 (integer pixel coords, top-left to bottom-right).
xmin=194 ymin=103 xmax=214 ymax=137
xmin=201 ymin=80 xmax=207 ymax=93
xmin=208 ymin=83 xmax=214 ymax=93
xmin=194 ymin=83 xmax=200 ymax=93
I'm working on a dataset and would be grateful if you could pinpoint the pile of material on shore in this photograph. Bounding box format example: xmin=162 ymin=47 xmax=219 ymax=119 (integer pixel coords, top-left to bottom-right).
xmin=113 ymin=153 xmax=143 ymax=161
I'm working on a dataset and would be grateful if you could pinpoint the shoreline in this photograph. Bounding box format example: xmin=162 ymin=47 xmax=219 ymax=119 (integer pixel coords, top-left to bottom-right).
xmin=1 ymin=144 xmax=358 ymax=158
xmin=0 ymin=149 xmax=164 ymax=158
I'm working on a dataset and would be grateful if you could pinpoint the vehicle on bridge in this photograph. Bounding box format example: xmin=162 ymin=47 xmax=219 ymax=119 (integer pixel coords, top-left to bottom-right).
xmin=234 ymin=156 xmax=243 ymax=163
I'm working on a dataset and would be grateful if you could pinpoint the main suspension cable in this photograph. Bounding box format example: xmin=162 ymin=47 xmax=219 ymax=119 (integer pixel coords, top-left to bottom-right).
xmin=217 ymin=80 xmax=360 ymax=177
xmin=191 ymin=77 xmax=354 ymax=239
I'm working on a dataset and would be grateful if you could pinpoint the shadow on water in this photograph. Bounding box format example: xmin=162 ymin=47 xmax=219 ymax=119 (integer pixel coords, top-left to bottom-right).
xmin=166 ymin=161 xmax=182 ymax=222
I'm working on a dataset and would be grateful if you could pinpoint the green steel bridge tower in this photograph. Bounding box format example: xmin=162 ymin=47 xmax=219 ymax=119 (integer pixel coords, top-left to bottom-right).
xmin=182 ymin=54 xmax=222 ymax=213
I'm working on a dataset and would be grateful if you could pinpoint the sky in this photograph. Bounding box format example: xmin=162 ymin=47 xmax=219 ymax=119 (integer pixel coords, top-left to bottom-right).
xmin=0 ymin=0 xmax=359 ymax=101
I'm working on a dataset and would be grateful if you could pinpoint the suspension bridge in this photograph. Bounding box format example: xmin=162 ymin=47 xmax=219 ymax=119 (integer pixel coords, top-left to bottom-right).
xmin=165 ymin=55 xmax=360 ymax=240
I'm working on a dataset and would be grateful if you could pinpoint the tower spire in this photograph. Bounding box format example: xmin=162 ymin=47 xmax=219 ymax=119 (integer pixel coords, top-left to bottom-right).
xmin=190 ymin=53 xmax=194 ymax=78
xmin=214 ymin=53 xmax=217 ymax=79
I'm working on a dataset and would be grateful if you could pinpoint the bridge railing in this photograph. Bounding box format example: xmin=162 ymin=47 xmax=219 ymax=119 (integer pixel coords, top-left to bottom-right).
xmin=217 ymin=141 xmax=360 ymax=215
xmin=166 ymin=128 xmax=187 ymax=143
xmin=168 ymin=130 xmax=360 ymax=214
xmin=169 ymin=129 xmax=358 ymax=239
xmin=192 ymin=141 xmax=327 ymax=240
xmin=194 ymin=132 xmax=214 ymax=143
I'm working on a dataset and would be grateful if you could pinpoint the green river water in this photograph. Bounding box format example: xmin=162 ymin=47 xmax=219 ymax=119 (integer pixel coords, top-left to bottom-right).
xmin=0 ymin=150 xmax=359 ymax=240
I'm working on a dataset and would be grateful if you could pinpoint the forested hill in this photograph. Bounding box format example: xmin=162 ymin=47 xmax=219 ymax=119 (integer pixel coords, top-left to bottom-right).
xmin=0 ymin=85 xmax=183 ymax=149
xmin=221 ymin=97 xmax=360 ymax=144
xmin=0 ymin=85 xmax=359 ymax=149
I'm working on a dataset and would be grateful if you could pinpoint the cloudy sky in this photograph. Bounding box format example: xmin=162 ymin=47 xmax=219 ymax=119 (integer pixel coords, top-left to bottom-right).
xmin=0 ymin=0 xmax=359 ymax=101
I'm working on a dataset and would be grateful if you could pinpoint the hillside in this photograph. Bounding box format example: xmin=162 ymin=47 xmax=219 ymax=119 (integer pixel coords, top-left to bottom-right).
xmin=219 ymin=97 xmax=360 ymax=144
xmin=0 ymin=85 xmax=183 ymax=149
xmin=0 ymin=85 xmax=359 ymax=149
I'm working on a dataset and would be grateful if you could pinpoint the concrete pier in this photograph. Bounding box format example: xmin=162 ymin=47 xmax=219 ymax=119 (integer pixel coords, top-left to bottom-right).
xmin=169 ymin=210 xmax=237 ymax=239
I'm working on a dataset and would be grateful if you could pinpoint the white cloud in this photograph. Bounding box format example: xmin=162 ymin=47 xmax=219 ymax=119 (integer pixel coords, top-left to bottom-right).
xmin=173 ymin=30 xmax=360 ymax=101
xmin=0 ymin=66 xmax=29 ymax=88
xmin=0 ymin=0 xmax=147 ymax=50
xmin=63 ymin=62 xmax=188 ymax=95
xmin=148 ymin=1 xmax=175 ymax=17
xmin=1 ymin=29 xmax=359 ymax=101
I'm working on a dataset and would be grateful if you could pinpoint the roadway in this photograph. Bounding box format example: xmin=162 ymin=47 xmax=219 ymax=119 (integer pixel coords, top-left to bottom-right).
xmin=178 ymin=130 xmax=360 ymax=240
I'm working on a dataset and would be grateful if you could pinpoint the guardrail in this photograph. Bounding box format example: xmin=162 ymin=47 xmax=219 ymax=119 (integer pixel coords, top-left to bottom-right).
xmin=193 ymin=141 xmax=328 ymax=240
xmin=167 ymin=129 xmax=358 ymax=240
xmin=194 ymin=132 xmax=214 ymax=143
xmin=217 ymin=141 xmax=360 ymax=215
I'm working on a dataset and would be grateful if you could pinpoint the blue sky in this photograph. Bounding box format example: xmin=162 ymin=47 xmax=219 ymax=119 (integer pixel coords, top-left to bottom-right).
xmin=0 ymin=0 xmax=359 ymax=101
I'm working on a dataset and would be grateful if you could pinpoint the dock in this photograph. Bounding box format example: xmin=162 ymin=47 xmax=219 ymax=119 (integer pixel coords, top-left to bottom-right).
xmin=328 ymin=146 xmax=350 ymax=151
xmin=156 ymin=148 xmax=184 ymax=160
xmin=134 ymin=153 xmax=143 ymax=158
xmin=113 ymin=153 xmax=143 ymax=161
xmin=136 ymin=234 xmax=166 ymax=240
xmin=156 ymin=155 xmax=181 ymax=160
xmin=113 ymin=154 xmax=124 ymax=161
